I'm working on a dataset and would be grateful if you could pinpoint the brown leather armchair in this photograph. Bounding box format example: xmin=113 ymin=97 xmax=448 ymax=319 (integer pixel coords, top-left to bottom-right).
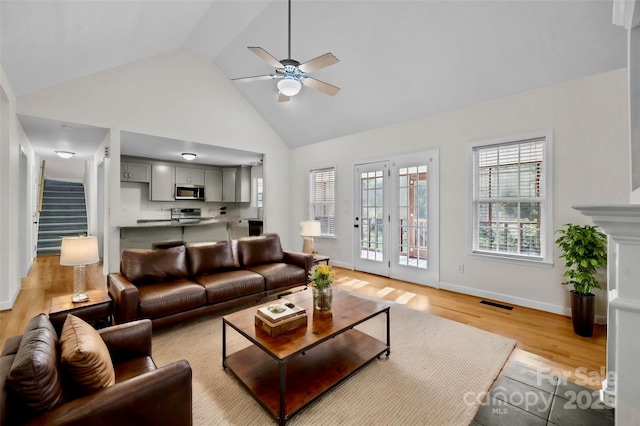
xmin=0 ymin=315 xmax=192 ymax=425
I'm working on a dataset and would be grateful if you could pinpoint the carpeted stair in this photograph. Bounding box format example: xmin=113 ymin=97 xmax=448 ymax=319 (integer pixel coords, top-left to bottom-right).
xmin=37 ymin=180 xmax=88 ymax=256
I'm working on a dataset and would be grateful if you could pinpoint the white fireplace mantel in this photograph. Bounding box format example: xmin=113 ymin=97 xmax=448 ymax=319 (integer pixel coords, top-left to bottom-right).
xmin=574 ymin=204 xmax=640 ymax=425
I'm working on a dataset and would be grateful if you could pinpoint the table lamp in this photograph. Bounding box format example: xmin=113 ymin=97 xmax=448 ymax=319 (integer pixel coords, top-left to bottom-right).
xmin=60 ymin=236 xmax=99 ymax=302
xmin=300 ymin=220 xmax=321 ymax=254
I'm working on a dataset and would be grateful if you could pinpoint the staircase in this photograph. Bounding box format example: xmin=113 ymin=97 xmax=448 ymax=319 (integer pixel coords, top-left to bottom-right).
xmin=37 ymin=180 xmax=88 ymax=256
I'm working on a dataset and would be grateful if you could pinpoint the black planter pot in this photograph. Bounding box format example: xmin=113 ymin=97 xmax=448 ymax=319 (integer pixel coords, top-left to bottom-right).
xmin=570 ymin=290 xmax=595 ymax=337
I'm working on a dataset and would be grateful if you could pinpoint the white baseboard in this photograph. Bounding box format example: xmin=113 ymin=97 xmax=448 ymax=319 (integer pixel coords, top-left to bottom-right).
xmin=330 ymin=260 xmax=353 ymax=269
xmin=440 ymin=281 xmax=607 ymax=324
xmin=0 ymin=285 xmax=21 ymax=311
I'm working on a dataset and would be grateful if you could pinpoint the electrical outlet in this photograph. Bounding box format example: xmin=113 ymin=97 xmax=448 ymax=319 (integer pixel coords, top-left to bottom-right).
xmin=458 ymin=264 xmax=464 ymax=273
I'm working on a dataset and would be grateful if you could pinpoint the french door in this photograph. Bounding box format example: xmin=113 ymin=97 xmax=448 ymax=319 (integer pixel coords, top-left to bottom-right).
xmin=354 ymin=151 xmax=439 ymax=287
xmin=354 ymin=161 xmax=390 ymax=276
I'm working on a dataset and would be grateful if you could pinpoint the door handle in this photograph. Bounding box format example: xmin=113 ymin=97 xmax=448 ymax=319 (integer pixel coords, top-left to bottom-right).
xmin=354 ymin=224 xmax=359 ymax=228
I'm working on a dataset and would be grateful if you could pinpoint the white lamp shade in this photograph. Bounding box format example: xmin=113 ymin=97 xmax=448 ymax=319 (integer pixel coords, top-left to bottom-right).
xmin=181 ymin=153 xmax=197 ymax=161
xmin=300 ymin=220 xmax=322 ymax=237
xmin=60 ymin=236 xmax=100 ymax=266
xmin=277 ymin=78 xmax=302 ymax=97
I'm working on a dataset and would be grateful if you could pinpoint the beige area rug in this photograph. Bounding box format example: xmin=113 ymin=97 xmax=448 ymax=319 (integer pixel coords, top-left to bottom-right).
xmin=152 ymin=300 xmax=516 ymax=426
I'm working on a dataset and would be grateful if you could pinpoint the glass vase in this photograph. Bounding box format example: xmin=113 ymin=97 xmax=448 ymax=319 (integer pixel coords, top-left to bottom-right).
xmin=313 ymin=286 xmax=333 ymax=311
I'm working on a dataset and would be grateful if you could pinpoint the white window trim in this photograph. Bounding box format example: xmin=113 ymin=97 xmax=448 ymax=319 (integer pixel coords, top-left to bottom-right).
xmin=309 ymin=166 xmax=336 ymax=238
xmin=467 ymin=131 xmax=554 ymax=266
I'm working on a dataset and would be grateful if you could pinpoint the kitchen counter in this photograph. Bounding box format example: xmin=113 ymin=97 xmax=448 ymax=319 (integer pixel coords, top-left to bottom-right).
xmin=119 ymin=217 xmax=232 ymax=250
xmin=119 ymin=217 xmax=232 ymax=228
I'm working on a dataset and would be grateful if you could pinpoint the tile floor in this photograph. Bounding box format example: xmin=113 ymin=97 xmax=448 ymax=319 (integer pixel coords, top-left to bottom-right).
xmin=472 ymin=360 xmax=614 ymax=426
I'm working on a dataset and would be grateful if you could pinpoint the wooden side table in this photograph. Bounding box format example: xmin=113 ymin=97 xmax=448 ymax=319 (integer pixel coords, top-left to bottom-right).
xmin=313 ymin=254 xmax=330 ymax=265
xmin=49 ymin=289 xmax=113 ymax=333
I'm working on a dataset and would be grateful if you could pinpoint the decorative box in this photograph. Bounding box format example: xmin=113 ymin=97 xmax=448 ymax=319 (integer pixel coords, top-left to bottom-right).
xmin=255 ymin=311 xmax=307 ymax=337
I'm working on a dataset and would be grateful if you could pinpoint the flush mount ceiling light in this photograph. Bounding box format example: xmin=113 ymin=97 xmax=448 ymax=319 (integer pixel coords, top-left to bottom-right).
xmin=181 ymin=153 xmax=197 ymax=161
xmin=55 ymin=151 xmax=75 ymax=159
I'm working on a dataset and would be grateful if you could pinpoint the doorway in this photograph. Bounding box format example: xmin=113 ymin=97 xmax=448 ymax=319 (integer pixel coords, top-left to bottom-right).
xmin=353 ymin=161 xmax=390 ymax=276
xmin=97 ymin=160 xmax=105 ymax=261
xmin=19 ymin=147 xmax=31 ymax=277
xmin=353 ymin=150 xmax=439 ymax=286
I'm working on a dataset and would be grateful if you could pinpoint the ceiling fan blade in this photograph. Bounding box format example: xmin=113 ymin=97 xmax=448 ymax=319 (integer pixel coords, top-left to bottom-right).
xmin=298 ymin=53 xmax=339 ymax=73
xmin=278 ymin=93 xmax=291 ymax=102
xmin=248 ymin=47 xmax=284 ymax=69
xmin=232 ymin=74 xmax=280 ymax=83
xmin=304 ymin=77 xmax=340 ymax=96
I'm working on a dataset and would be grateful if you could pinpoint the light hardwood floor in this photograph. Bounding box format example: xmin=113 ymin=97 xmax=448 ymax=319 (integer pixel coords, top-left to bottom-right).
xmin=1 ymin=256 xmax=606 ymax=389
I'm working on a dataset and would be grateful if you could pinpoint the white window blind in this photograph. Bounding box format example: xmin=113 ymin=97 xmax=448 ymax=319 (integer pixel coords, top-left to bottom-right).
xmin=310 ymin=168 xmax=336 ymax=236
xmin=473 ymin=137 xmax=548 ymax=260
xmin=256 ymin=178 xmax=263 ymax=208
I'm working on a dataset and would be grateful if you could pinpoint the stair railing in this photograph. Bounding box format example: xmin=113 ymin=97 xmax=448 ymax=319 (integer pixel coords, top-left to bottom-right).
xmin=37 ymin=160 xmax=45 ymax=213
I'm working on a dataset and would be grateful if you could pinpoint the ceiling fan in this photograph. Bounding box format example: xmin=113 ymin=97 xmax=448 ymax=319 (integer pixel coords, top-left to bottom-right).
xmin=232 ymin=0 xmax=340 ymax=102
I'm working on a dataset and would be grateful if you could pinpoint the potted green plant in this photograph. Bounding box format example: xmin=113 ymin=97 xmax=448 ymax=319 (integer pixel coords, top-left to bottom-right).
xmin=555 ymin=223 xmax=607 ymax=337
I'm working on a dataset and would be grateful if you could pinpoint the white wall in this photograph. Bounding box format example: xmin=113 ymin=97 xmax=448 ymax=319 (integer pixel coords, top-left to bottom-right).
xmin=630 ymin=25 xmax=640 ymax=202
xmin=290 ymin=68 xmax=629 ymax=320
xmin=8 ymin=49 xmax=629 ymax=320
xmin=43 ymin=156 xmax=85 ymax=182
xmin=0 ymin=65 xmax=37 ymax=309
xmin=91 ymin=130 xmax=110 ymax=273
xmin=16 ymin=49 xmax=292 ymax=272
xmin=17 ymin=122 xmax=36 ymax=275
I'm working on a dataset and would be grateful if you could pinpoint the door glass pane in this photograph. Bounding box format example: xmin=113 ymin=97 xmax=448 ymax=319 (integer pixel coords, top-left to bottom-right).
xmin=360 ymin=170 xmax=384 ymax=262
xmin=397 ymin=164 xmax=428 ymax=269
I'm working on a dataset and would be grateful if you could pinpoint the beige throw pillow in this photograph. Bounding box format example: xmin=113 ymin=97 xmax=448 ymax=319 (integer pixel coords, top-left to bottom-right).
xmin=60 ymin=315 xmax=115 ymax=394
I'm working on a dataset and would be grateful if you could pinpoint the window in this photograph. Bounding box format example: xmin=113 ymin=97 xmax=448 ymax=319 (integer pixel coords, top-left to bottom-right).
xmin=471 ymin=134 xmax=552 ymax=262
xmin=398 ymin=165 xmax=428 ymax=269
xmin=310 ymin=167 xmax=336 ymax=237
xmin=256 ymin=178 xmax=263 ymax=208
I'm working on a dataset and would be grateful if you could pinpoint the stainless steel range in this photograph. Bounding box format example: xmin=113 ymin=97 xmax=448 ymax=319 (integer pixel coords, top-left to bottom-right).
xmin=171 ymin=208 xmax=201 ymax=224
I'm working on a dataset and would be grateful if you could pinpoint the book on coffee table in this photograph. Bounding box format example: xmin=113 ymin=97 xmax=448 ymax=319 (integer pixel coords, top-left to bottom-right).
xmin=257 ymin=300 xmax=305 ymax=323
xmin=255 ymin=311 xmax=308 ymax=337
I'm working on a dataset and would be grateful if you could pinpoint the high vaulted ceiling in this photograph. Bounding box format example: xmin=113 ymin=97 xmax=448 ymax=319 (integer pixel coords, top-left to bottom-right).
xmin=1 ymin=0 xmax=628 ymax=151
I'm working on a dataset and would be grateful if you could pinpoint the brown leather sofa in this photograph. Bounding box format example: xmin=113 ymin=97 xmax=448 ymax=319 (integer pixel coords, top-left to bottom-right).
xmin=0 ymin=314 xmax=192 ymax=426
xmin=108 ymin=234 xmax=313 ymax=327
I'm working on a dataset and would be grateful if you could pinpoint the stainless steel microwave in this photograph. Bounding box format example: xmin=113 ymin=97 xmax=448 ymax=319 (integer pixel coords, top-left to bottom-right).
xmin=175 ymin=185 xmax=205 ymax=200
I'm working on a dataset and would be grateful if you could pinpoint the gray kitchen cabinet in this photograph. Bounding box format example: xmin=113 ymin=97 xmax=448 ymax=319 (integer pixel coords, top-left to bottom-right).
xmin=151 ymin=164 xmax=175 ymax=201
xmin=222 ymin=168 xmax=237 ymax=202
xmin=176 ymin=166 xmax=204 ymax=185
xmin=121 ymin=161 xmax=150 ymax=183
xmin=235 ymin=166 xmax=251 ymax=203
xmin=204 ymin=170 xmax=223 ymax=202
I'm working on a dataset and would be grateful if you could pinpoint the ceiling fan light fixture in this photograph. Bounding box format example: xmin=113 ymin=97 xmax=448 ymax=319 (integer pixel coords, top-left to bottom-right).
xmin=277 ymin=78 xmax=301 ymax=97
xmin=55 ymin=151 xmax=75 ymax=159
xmin=181 ymin=153 xmax=197 ymax=161
xmin=231 ymin=0 xmax=339 ymax=101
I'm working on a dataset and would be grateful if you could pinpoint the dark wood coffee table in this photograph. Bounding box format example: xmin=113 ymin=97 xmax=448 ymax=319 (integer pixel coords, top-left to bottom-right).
xmin=222 ymin=289 xmax=390 ymax=425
